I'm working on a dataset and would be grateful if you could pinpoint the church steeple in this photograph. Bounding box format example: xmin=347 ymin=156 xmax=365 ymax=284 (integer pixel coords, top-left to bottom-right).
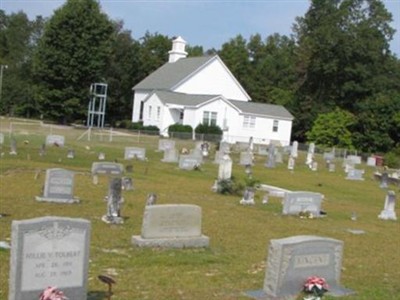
xmin=168 ymin=36 xmax=188 ymax=63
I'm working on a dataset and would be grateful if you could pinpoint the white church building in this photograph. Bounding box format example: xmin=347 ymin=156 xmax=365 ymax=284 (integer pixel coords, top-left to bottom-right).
xmin=131 ymin=36 xmax=293 ymax=145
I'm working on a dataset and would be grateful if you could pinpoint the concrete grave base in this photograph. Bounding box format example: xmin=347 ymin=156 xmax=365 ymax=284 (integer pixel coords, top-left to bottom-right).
xmin=244 ymin=286 xmax=356 ymax=300
xmin=35 ymin=196 xmax=79 ymax=204
xmin=101 ymin=215 xmax=124 ymax=224
xmin=131 ymin=235 xmax=209 ymax=249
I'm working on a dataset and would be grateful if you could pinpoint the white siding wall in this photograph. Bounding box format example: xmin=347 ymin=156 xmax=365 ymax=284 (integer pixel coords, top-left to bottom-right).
xmin=142 ymin=95 xmax=164 ymax=129
xmin=132 ymin=91 xmax=149 ymax=122
xmin=227 ymin=115 xmax=292 ymax=146
xmin=174 ymin=59 xmax=249 ymax=101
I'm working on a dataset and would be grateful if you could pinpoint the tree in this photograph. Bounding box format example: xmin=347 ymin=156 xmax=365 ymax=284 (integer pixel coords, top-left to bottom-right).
xmin=292 ymin=0 xmax=397 ymax=141
xmin=0 ymin=11 xmax=44 ymax=117
xmin=105 ymin=20 xmax=141 ymax=125
xmin=306 ymin=108 xmax=354 ymax=148
xmin=32 ymin=0 xmax=114 ymax=123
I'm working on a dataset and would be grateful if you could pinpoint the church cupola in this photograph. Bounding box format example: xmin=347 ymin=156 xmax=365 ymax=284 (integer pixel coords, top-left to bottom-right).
xmin=168 ymin=36 xmax=188 ymax=63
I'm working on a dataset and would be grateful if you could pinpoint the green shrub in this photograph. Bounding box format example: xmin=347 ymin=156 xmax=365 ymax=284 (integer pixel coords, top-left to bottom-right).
xmin=168 ymin=123 xmax=193 ymax=134
xmin=384 ymin=147 xmax=400 ymax=168
xmin=195 ymin=123 xmax=223 ymax=135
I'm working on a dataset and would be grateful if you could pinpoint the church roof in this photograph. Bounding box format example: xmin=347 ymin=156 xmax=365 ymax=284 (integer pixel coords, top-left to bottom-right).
xmin=133 ymin=56 xmax=215 ymax=90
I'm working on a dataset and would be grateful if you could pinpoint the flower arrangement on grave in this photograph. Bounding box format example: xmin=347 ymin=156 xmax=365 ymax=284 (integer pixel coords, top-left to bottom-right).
xmin=299 ymin=210 xmax=314 ymax=219
xmin=39 ymin=286 xmax=68 ymax=300
xmin=303 ymin=276 xmax=329 ymax=300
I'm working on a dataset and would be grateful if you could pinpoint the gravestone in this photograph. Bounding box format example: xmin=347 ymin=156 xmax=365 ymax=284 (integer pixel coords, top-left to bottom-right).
xmin=178 ymin=155 xmax=202 ymax=170
xmin=132 ymin=204 xmax=209 ymax=248
xmin=265 ymin=144 xmax=276 ymax=168
xmin=380 ymin=172 xmax=389 ymax=188
xmin=35 ymin=168 xmax=78 ymax=203
xmin=329 ymin=163 xmax=336 ymax=172
xmin=124 ymin=147 xmax=146 ymax=160
xmin=283 ymin=191 xmax=323 ymax=217
xmin=218 ymin=154 xmax=232 ymax=180
xmin=39 ymin=143 xmax=46 ymax=157
xmin=66 ymin=149 xmax=75 ymax=159
xmin=9 ymin=138 xmax=17 ymax=155
xmin=0 ymin=132 xmax=4 ymax=144
xmin=240 ymin=152 xmax=253 ymax=165
xmin=146 ymin=193 xmax=157 ymax=206
xmin=45 ymin=135 xmax=65 ymax=147
xmin=158 ymin=139 xmax=175 ymax=152
xmin=102 ymin=177 xmax=124 ymax=224
xmin=219 ymin=141 xmax=230 ymax=154
xmin=311 ymin=161 xmax=318 ymax=171
xmin=346 ymin=169 xmax=364 ymax=181
xmin=346 ymin=155 xmax=361 ymax=165
xmin=323 ymin=152 xmax=335 ymax=162
xmin=91 ymin=162 xmax=124 ymax=184
xmin=288 ymin=156 xmax=295 ymax=171
xmin=161 ymin=148 xmax=178 ymax=163
xmin=240 ymin=187 xmax=255 ymax=205
xmin=258 ymin=145 xmax=269 ymax=156
xmin=200 ymin=142 xmax=210 ymax=157
xmin=291 ymin=141 xmax=298 ymax=158
xmin=98 ymin=152 xmax=105 ymax=160
xmin=306 ymin=143 xmax=315 ymax=166
xmin=122 ymin=177 xmax=133 ymax=191
xmin=246 ymin=235 xmax=354 ymax=299
xmin=378 ymin=191 xmax=397 ymax=220
xmin=367 ymin=156 xmax=376 ymax=166
xmin=8 ymin=216 xmax=91 ymax=300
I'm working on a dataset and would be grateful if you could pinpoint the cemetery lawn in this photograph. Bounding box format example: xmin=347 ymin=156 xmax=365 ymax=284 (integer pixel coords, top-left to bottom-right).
xmin=0 ymin=119 xmax=399 ymax=300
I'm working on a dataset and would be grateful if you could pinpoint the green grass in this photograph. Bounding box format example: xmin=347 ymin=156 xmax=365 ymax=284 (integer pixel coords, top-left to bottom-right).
xmin=0 ymin=118 xmax=399 ymax=300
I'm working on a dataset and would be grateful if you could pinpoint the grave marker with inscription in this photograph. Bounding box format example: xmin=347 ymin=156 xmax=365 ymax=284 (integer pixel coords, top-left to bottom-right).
xmin=158 ymin=139 xmax=175 ymax=152
xmin=346 ymin=169 xmax=364 ymax=181
xmin=124 ymin=147 xmax=146 ymax=160
xmin=91 ymin=162 xmax=124 ymax=184
xmin=9 ymin=216 xmax=91 ymax=300
xmin=132 ymin=204 xmax=209 ymax=248
xmin=283 ymin=192 xmax=323 ymax=217
xmin=161 ymin=148 xmax=178 ymax=163
xmin=178 ymin=155 xmax=202 ymax=170
xmin=46 ymin=135 xmax=65 ymax=147
xmin=35 ymin=168 xmax=78 ymax=203
xmin=246 ymin=235 xmax=354 ymax=299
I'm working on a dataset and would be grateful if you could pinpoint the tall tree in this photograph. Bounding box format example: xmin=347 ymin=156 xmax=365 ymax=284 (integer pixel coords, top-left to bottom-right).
xmin=0 ymin=11 xmax=43 ymax=117
xmin=292 ymin=0 xmax=397 ymax=143
xmin=105 ymin=21 xmax=141 ymax=125
xmin=32 ymin=0 xmax=114 ymax=123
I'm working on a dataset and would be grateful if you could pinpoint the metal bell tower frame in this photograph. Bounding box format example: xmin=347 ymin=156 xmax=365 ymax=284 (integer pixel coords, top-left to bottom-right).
xmin=87 ymin=83 xmax=108 ymax=128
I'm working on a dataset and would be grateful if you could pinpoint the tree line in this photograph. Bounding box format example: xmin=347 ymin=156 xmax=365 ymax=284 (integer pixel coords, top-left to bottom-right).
xmin=0 ymin=0 xmax=399 ymax=154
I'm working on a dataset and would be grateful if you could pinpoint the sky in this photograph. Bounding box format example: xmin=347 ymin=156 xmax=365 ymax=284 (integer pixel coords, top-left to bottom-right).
xmin=1 ymin=0 xmax=399 ymax=56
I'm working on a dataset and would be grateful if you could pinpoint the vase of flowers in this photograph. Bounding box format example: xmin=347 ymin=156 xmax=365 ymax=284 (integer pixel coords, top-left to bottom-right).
xmin=39 ymin=286 xmax=68 ymax=300
xmin=303 ymin=276 xmax=329 ymax=300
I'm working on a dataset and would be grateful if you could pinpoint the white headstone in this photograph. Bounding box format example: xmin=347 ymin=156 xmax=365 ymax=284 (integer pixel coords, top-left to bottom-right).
xmin=291 ymin=141 xmax=298 ymax=158
xmin=378 ymin=191 xmax=397 ymax=220
xmin=35 ymin=168 xmax=78 ymax=203
xmin=46 ymin=135 xmax=65 ymax=147
xmin=282 ymin=191 xmax=323 ymax=217
xmin=124 ymin=147 xmax=146 ymax=160
xmin=132 ymin=204 xmax=209 ymax=248
xmin=9 ymin=216 xmax=91 ymax=300
xmin=218 ymin=154 xmax=232 ymax=180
